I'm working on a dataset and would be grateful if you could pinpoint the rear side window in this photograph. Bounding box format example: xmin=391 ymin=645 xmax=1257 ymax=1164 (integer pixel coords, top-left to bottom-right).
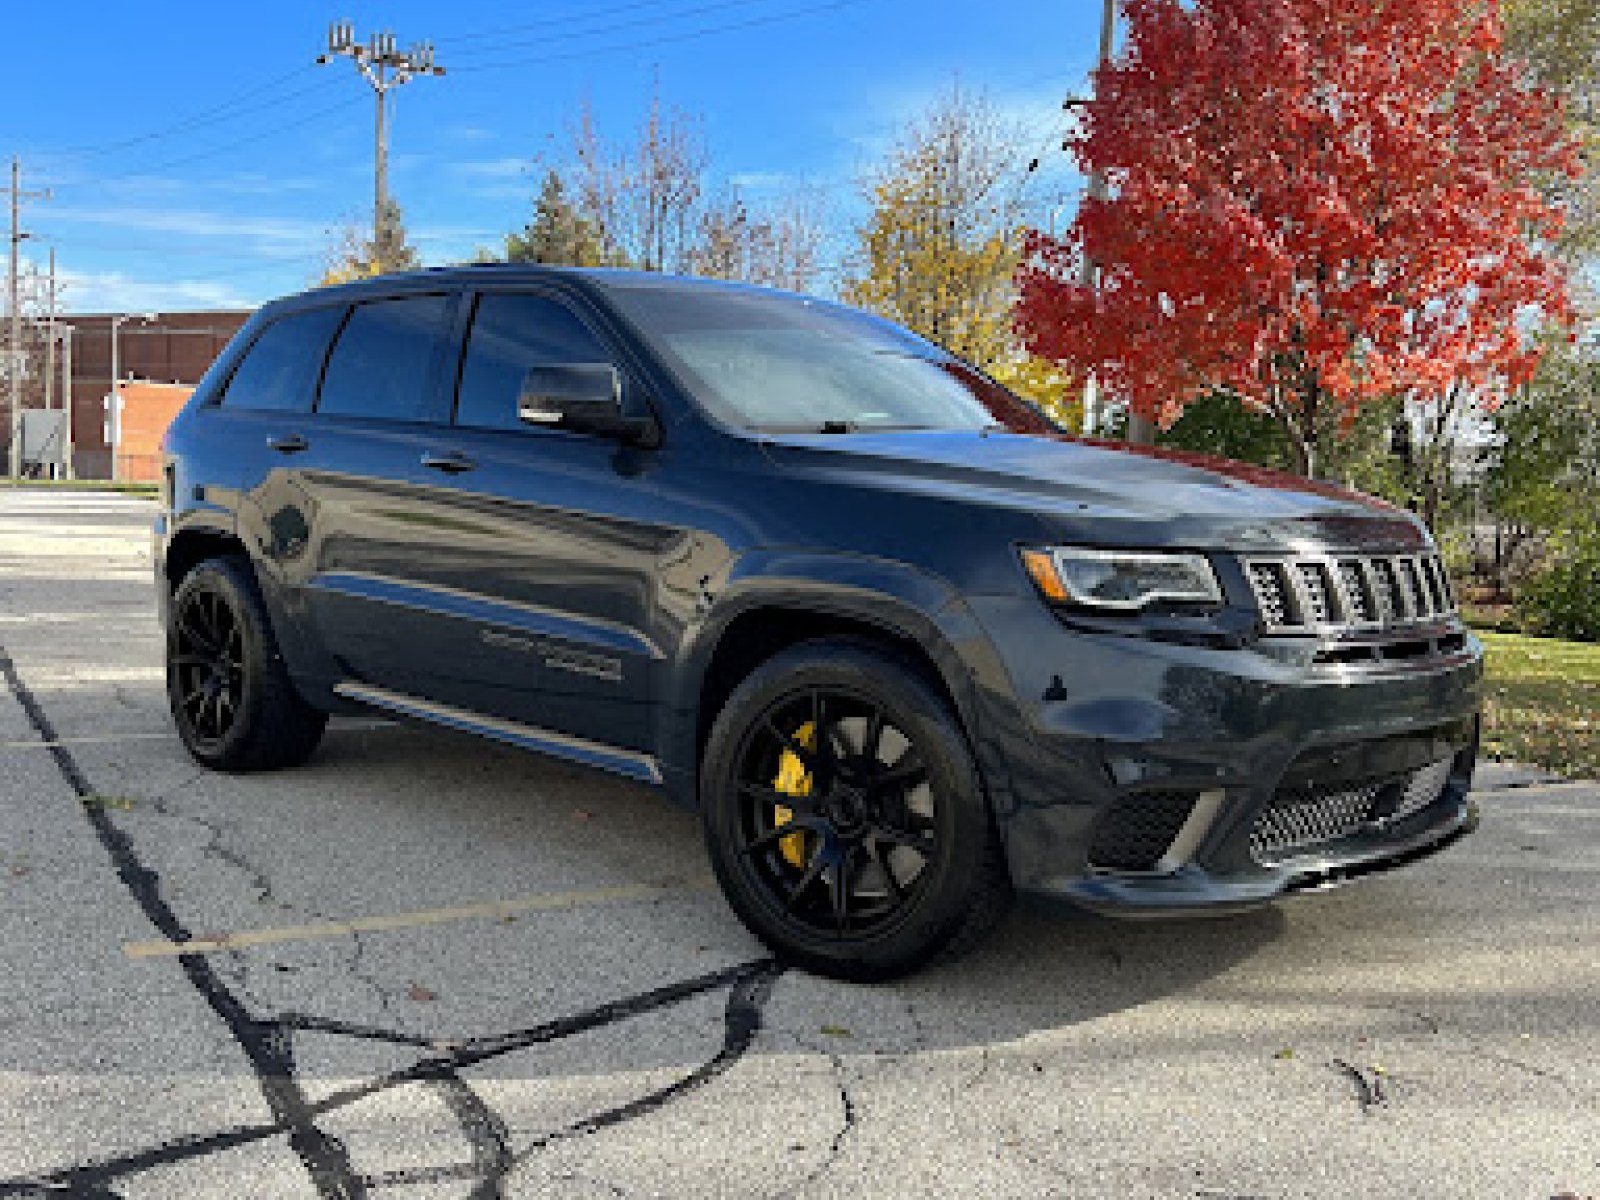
xmin=318 ymin=294 xmax=450 ymax=422
xmin=456 ymin=292 xmax=615 ymax=431
xmin=221 ymin=306 xmax=344 ymax=412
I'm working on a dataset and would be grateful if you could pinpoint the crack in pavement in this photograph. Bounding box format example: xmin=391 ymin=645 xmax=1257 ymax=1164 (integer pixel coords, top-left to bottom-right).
xmin=0 ymin=644 xmax=364 ymax=1198
xmin=770 ymin=1052 xmax=859 ymax=1200
xmin=0 ymin=640 xmax=789 ymax=1198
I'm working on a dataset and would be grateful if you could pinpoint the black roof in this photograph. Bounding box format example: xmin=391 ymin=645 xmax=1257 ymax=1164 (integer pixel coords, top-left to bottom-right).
xmin=274 ymin=265 xmax=805 ymax=312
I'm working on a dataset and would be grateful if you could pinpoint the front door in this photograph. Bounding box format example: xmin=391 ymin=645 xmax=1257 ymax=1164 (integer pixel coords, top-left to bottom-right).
xmin=388 ymin=287 xmax=684 ymax=754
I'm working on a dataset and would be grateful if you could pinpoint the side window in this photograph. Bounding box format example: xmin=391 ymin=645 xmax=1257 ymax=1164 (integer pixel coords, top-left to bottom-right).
xmin=220 ymin=306 xmax=344 ymax=412
xmin=455 ymin=292 xmax=618 ymax=432
xmin=317 ymin=294 xmax=450 ymax=422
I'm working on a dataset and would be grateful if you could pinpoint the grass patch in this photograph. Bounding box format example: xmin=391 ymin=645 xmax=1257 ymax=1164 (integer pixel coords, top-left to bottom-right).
xmin=1477 ymin=630 xmax=1600 ymax=780
xmin=0 ymin=478 xmax=158 ymax=497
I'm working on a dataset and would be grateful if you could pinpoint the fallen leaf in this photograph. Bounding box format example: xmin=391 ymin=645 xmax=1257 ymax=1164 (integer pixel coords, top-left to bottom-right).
xmin=407 ymin=983 xmax=438 ymax=1003
xmin=572 ymin=809 xmax=593 ymax=822
xmin=1273 ymin=1048 xmax=1295 ymax=1060
xmin=820 ymin=1024 xmax=852 ymax=1038
xmin=85 ymin=794 xmax=138 ymax=811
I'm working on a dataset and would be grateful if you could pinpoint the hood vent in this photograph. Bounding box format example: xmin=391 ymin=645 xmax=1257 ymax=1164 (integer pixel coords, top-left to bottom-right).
xmin=1244 ymin=552 xmax=1455 ymax=635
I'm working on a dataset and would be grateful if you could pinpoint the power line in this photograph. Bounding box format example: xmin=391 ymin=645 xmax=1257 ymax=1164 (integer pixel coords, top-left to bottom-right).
xmin=449 ymin=0 xmax=871 ymax=74
xmin=436 ymin=0 xmax=756 ymax=47
xmin=53 ymin=94 xmax=365 ymax=192
xmin=53 ymin=67 xmax=329 ymax=158
xmin=445 ymin=0 xmax=793 ymax=60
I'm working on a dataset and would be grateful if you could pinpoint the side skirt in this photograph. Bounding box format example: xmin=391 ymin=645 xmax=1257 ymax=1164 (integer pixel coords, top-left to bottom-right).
xmin=333 ymin=681 xmax=664 ymax=787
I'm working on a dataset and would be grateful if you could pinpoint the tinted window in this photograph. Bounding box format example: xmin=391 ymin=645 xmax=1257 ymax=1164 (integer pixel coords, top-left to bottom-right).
xmin=456 ymin=293 xmax=616 ymax=431
xmin=606 ymin=284 xmax=1057 ymax=436
xmin=318 ymin=294 xmax=450 ymax=422
xmin=221 ymin=306 xmax=344 ymax=412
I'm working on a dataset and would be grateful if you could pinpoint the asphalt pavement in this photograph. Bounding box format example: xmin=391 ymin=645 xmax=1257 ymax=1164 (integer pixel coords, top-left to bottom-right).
xmin=0 ymin=489 xmax=1594 ymax=1199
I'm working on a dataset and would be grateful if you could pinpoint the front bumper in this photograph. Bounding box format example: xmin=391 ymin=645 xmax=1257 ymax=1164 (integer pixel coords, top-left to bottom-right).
xmin=965 ymin=592 xmax=1484 ymax=914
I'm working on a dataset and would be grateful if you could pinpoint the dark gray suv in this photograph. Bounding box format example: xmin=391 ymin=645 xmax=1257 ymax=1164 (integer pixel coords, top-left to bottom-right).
xmin=156 ymin=266 xmax=1482 ymax=979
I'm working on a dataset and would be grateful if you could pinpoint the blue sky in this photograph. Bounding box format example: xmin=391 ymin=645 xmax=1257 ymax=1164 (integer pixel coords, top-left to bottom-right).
xmin=2 ymin=0 xmax=1103 ymax=313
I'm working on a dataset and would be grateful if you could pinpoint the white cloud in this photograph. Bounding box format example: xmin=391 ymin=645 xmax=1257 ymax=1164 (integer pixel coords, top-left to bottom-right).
xmin=56 ymin=268 xmax=267 ymax=314
xmin=727 ymin=171 xmax=793 ymax=191
xmin=453 ymin=156 xmax=533 ymax=180
xmin=42 ymin=205 xmax=337 ymax=249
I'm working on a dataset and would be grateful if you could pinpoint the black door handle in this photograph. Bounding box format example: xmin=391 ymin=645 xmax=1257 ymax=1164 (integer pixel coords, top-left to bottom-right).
xmin=267 ymin=433 xmax=309 ymax=454
xmin=421 ymin=450 xmax=475 ymax=474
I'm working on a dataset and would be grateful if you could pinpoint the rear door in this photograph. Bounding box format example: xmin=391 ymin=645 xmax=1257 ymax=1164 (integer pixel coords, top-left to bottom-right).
xmin=291 ymin=291 xmax=462 ymax=698
xmin=223 ymin=302 xmax=349 ymax=680
xmin=386 ymin=286 xmax=682 ymax=753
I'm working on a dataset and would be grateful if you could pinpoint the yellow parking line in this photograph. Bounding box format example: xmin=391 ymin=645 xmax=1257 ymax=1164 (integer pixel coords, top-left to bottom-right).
xmin=0 ymin=732 xmax=172 ymax=750
xmin=122 ymin=876 xmax=716 ymax=959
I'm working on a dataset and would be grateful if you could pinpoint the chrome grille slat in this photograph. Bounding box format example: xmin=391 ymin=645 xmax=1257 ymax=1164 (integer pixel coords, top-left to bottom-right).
xmin=1398 ymin=557 xmax=1428 ymax=619
xmin=1294 ymin=562 xmax=1337 ymax=624
xmin=1335 ymin=559 xmax=1376 ymax=624
xmin=1245 ymin=550 xmax=1455 ymax=636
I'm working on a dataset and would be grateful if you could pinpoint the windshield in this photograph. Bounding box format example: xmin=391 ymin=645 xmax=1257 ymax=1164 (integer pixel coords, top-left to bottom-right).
xmin=605 ymin=283 xmax=1058 ymax=436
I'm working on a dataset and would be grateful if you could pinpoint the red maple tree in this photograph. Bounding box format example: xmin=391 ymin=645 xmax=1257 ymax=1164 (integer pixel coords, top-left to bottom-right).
xmin=1015 ymin=0 xmax=1581 ymax=477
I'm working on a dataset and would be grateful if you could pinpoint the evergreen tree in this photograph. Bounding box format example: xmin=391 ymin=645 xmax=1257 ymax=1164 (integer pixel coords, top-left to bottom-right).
xmin=504 ymin=170 xmax=608 ymax=267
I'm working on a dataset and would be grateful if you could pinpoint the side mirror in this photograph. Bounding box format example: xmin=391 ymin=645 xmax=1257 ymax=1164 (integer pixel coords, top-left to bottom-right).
xmin=518 ymin=364 xmax=658 ymax=447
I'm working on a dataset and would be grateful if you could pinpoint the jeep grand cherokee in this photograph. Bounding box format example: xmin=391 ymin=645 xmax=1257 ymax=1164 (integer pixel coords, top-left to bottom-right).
xmin=155 ymin=267 xmax=1481 ymax=980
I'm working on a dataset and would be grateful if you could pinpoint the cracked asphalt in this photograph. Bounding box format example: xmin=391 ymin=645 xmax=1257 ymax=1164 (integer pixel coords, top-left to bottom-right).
xmin=0 ymin=489 xmax=1596 ymax=1199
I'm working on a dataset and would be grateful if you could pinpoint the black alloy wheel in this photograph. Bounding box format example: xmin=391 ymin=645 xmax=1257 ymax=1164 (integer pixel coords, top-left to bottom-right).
xmin=702 ymin=638 xmax=1011 ymax=981
xmin=166 ymin=555 xmax=327 ymax=772
xmin=734 ymin=686 xmax=939 ymax=940
xmin=171 ymin=584 xmax=245 ymax=749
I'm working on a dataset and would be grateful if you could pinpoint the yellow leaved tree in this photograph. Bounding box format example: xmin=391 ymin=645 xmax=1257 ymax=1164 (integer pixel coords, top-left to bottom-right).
xmin=844 ymin=84 xmax=1074 ymax=429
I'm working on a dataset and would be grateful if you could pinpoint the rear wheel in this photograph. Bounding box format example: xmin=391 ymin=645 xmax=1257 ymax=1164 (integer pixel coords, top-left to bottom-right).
xmin=701 ymin=639 xmax=1010 ymax=981
xmin=167 ymin=556 xmax=326 ymax=771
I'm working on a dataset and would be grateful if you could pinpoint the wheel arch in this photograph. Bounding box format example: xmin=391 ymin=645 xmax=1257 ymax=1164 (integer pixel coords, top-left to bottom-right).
xmin=660 ymin=551 xmax=1020 ymax=820
xmin=162 ymin=526 xmax=250 ymax=594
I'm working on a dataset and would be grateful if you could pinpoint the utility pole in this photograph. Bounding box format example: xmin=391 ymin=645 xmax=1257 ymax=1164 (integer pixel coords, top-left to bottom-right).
xmin=42 ymin=248 xmax=55 ymax=417
xmin=8 ymin=156 xmax=50 ymax=477
xmin=316 ymin=21 xmax=443 ymax=266
xmin=1075 ymin=0 xmax=1116 ymax=439
xmin=59 ymin=323 xmax=73 ymax=479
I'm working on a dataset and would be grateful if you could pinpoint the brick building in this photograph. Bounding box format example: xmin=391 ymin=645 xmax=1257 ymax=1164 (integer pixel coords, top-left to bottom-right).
xmin=52 ymin=310 xmax=252 ymax=479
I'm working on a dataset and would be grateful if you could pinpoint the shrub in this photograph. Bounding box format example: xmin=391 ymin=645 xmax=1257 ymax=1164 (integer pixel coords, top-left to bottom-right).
xmin=1515 ymin=533 xmax=1600 ymax=643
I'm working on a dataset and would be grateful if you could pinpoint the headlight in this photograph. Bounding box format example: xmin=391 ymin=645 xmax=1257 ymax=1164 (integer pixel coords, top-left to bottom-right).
xmin=1020 ymin=547 xmax=1223 ymax=611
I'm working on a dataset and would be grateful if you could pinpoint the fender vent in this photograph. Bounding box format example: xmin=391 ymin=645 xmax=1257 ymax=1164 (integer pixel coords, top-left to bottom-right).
xmin=1089 ymin=791 xmax=1198 ymax=873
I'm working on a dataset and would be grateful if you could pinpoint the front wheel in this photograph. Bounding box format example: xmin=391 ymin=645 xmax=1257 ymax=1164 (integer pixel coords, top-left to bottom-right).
xmin=167 ymin=555 xmax=326 ymax=772
xmin=700 ymin=638 xmax=1011 ymax=981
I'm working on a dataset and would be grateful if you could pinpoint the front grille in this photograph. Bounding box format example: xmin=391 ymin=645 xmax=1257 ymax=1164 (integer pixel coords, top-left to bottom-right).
xmin=1089 ymin=790 xmax=1197 ymax=872
xmin=1250 ymin=756 xmax=1456 ymax=863
xmin=1243 ymin=550 xmax=1456 ymax=635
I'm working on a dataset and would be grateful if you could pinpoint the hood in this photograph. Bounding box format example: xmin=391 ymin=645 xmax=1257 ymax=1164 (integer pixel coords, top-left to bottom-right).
xmin=759 ymin=429 xmax=1428 ymax=552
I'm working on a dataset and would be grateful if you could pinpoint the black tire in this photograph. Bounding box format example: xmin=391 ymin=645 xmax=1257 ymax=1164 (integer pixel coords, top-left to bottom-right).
xmin=700 ymin=638 xmax=1011 ymax=981
xmin=166 ymin=555 xmax=327 ymax=772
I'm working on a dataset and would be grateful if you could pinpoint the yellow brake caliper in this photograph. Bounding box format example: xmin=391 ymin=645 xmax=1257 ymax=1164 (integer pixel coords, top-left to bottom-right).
xmin=771 ymin=721 xmax=815 ymax=868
